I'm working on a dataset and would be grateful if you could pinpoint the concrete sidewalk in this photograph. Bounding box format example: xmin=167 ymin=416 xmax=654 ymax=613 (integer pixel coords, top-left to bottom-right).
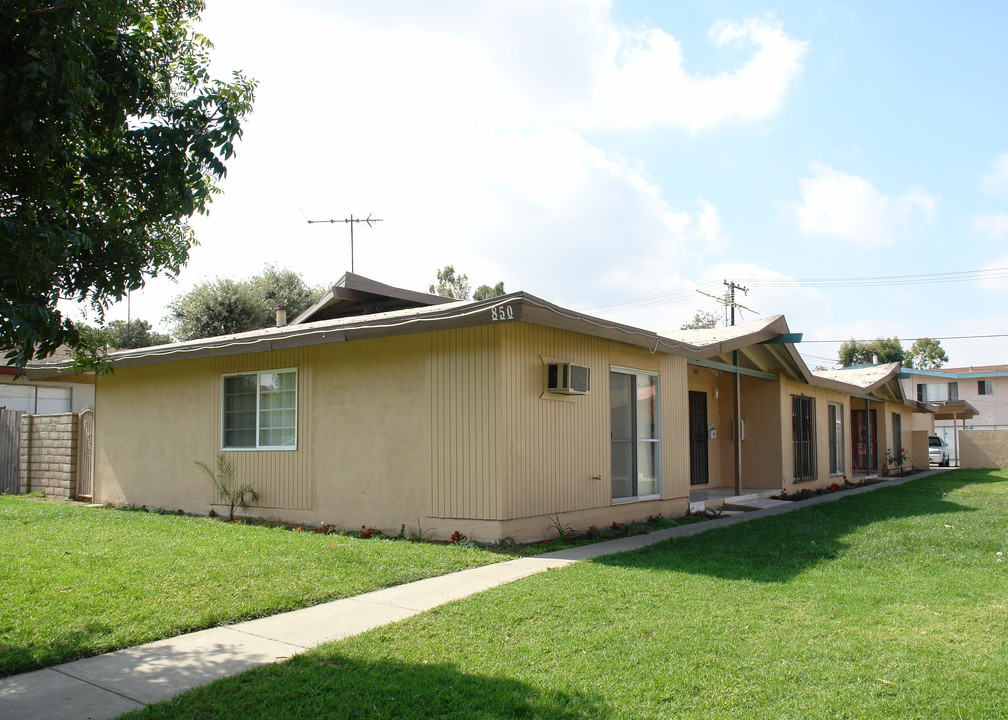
xmin=0 ymin=470 xmax=944 ymax=720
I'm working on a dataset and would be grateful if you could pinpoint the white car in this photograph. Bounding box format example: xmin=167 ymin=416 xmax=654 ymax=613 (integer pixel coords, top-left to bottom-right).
xmin=929 ymin=435 xmax=949 ymax=467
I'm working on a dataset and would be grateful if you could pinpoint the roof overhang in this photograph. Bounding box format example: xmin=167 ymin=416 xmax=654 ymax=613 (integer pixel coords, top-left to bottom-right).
xmin=908 ymin=399 xmax=979 ymax=420
xmin=669 ymin=316 xmax=814 ymax=383
xmin=31 ymin=292 xmax=718 ymax=374
xmin=291 ymin=271 xmax=454 ymax=324
xmin=808 ymin=362 xmax=908 ymax=403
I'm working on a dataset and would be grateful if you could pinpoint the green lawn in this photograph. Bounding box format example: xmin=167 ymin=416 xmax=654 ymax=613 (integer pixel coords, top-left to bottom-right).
xmin=0 ymin=498 xmax=500 ymax=677
xmin=127 ymin=469 xmax=1008 ymax=719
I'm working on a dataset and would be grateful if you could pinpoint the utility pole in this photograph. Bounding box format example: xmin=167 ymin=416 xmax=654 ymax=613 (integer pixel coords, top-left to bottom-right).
xmin=723 ymin=280 xmax=750 ymax=327
xmin=306 ymin=213 xmax=382 ymax=273
xmin=696 ymin=281 xmax=755 ymax=326
xmin=695 ymin=279 xmax=757 ymax=494
xmin=724 ymin=280 xmax=749 ymax=496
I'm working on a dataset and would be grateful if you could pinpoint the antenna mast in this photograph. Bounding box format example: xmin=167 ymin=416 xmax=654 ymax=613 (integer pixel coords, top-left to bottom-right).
xmin=306 ymin=213 xmax=383 ymax=273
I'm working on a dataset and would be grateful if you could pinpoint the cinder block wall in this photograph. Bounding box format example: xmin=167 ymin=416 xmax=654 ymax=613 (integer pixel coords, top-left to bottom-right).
xmin=959 ymin=429 xmax=1008 ymax=469
xmin=19 ymin=413 xmax=79 ymax=499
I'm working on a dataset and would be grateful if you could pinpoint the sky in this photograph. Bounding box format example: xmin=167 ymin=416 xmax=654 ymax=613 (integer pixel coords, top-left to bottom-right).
xmin=83 ymin=0 xmax=1008 ymax=368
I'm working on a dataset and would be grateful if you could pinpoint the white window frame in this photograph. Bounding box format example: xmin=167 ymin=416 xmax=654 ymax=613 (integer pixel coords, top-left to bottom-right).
xmin=221 ymin=367 xmax=298 ymax=451
xmin=979 ymin=380 xmax=993 ymax=395
xmin=609 ymin=366 xmax=662 ymax=504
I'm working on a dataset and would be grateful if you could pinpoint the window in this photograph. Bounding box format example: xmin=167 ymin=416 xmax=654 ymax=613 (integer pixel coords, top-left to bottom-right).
xmin=828 ymin=402 xmax=844 ymax=475
xmin=610 ymin=368 xmax=660 ymax=501
xmin=0 ymin=384 xmax=71 ymax=414
xmin=892 ymin=412 xmax=902 ymax=455
xmin=222 ymin=369 xmax=297 ymax=450
xmin=792 ymin=395 xmax=816 ymax=482
xmin=979 ymin=380 xmax=993 ymax=395
xmin=917 ymin=382 xmax=958 ymax=402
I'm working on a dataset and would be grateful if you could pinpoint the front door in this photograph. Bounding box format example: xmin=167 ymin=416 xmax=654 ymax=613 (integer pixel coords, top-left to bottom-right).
xmin=851 ymin=409 xmax=877 ymax=472
xmin=688 ymin=391 xmax=709 ymax=485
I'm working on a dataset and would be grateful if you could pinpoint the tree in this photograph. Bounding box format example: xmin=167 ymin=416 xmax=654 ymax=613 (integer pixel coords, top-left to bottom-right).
xmin=76 ymin=318 xmax=171 ymax=350
xmin=1 ymin=0 xmax=256 ymax=373
xmin=167 ymin=265 xmax=321 ymax=341
xmin=837 ymin=337 xmax=905 ymax=367
xmin=429 ymin=266 xmax=471 ymax=300
xmin=105 ymin=319 xmax=171 ymax=349
xmin=680 ymin=309 xmax=721 ymax=330
xmin=473 ymin=282 xmax=506 ymax=301
xmin=904 ymin=337 xmax=949 ymax=369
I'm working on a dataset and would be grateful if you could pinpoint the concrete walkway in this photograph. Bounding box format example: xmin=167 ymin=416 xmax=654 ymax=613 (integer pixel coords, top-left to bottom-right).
xmin=0 ymin=470 xmax=945 ymax=720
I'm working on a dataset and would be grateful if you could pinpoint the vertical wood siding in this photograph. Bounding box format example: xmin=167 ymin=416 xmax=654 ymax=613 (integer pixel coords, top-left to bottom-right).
xmin=499 ymin=323 xmax=608 ymax=519
xmin=430 ymin=325 xmax=502 ymax=520
xmin=661 ymin=353 xmax=690 ymax=502
xmin=213 ymin=348 xmax=313 ymax=510
xmin=428 ymin=322 xmax=691 ymax=521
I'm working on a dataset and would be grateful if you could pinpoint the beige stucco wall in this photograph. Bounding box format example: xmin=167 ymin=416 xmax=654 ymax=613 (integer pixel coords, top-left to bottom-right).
xmin=910 ymin=430 xmax=929 ymax=470
xmin=740 ymin=375 xmax=783 ymax=489
xmin=94 ymin=322 xmax=693 ymax=542
xmin=778 ymin=379 xmax=855 ymax=490
xmin=959 ymin=429 xmax=1008 ymax=468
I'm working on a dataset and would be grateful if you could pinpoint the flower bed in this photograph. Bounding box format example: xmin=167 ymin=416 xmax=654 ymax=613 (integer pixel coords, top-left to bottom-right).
xmin=772 ymin=477 xmax=878 ymax=502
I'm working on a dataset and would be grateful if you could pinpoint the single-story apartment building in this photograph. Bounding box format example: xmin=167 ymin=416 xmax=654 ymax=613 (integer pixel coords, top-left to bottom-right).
xmin=32 ymin=273 xmax=929 ymax=542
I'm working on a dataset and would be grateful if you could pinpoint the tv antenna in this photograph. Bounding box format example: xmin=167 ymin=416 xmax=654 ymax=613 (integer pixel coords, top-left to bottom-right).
xmin=305 ymin=213 xmax=382 ymax=273
xmin=696 ymin=280 xmax=757 ymax=326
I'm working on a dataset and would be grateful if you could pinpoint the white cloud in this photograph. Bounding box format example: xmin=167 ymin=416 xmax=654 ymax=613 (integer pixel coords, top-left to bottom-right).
xmin=586 ymin=16 xmax=807 ymax=131
xmin=973 ymin=213 xmax=1008 ymax=240
xmin=86 ymin=2 xmax=805 ymax=331
xmin=795 ymin=163 xmax=936 ymax=246
xmin=981 ymin=152 xmax=1008 ymax=196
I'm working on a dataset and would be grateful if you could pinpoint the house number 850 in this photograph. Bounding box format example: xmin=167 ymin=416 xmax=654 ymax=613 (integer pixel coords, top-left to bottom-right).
xmin=490 ymin=306 xmax=515 ymax=321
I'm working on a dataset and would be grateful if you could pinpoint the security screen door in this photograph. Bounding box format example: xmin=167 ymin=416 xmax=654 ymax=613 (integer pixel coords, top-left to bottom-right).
xmin=610 ymin=369 xmax=659 ymax=501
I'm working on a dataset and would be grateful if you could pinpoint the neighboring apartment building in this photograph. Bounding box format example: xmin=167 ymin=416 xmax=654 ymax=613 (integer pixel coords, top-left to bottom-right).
xmin=901 ymin=365 xmax=1008 ymax=462
xmin=0 ymin=346 xmax=95 ymax=413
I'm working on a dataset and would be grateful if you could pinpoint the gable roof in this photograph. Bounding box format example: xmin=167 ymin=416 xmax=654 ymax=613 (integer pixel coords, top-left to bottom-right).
xmin=810 ymin=362 xmax=907 ymax=402
xmin=291 ymin=272 xmax=454 ymax=324
xmin=661 ymin=315 xmax=813 ymax=383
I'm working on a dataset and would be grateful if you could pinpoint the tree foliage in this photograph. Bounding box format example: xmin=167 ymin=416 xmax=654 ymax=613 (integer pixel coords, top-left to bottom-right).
xmin=429 ymin=265 xmax=471 ymax=300
xmin=680 ymin=309 xmax=721 ymax=330
xmin=429 ymin=266 xmax=507 ymax=301
xmin=0 ymin=0 xmax=256 ymax=372
xmin=837 ymin=337 xmax=905 ymax=367
xmin=76 ymin=318 xmax=170 ymax=350
xmin=904 ymin=337 xmax=949 ymax=369
xmin=473 ymin=281 xmax=506 ymax=301
xmin=167 ymin=265 xmax=322 ymax=341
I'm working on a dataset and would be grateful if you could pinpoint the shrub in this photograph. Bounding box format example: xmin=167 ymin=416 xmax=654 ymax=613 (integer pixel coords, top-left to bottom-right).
xmin=194 ymin=454 xmax=259 ymax=522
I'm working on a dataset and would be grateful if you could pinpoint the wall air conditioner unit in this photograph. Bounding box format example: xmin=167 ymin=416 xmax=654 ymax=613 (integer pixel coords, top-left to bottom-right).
xmin=547 ymin=363 xmax=590 ymax=395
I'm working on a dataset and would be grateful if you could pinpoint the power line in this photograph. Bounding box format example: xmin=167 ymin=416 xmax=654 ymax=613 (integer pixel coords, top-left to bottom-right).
xmin=802 ymin=333 xmax=1008 ymax=343
xmin=578 ymin=281 xmax=722 ymax=313
xmin=578 ymin=266 xmax=1008 ymax=316
xmin=736 ymin=266 xmax=1008 ymax=288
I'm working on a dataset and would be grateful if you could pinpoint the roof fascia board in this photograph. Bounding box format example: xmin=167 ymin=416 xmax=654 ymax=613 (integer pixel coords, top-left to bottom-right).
xmin=40 ymin=293 xmax=703 ymax=374
xmin=901 ymin=368 xmax=1008 ymax=380
xmin=759 ymin=333 xmax=803 ymax=344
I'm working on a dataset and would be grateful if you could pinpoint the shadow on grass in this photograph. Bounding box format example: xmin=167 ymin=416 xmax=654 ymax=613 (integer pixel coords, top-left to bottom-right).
xmin=0 ymin=621 xmax=115 ymax=679
xmin=126 ymin=651 xmax=609 ymax=720
xmin=594 ymin=470 xmax=1001 ymax=583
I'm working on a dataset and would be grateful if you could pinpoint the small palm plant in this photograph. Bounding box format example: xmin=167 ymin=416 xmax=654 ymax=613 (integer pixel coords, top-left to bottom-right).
xmin=195 ymin=454 xmax=259 ymax=521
